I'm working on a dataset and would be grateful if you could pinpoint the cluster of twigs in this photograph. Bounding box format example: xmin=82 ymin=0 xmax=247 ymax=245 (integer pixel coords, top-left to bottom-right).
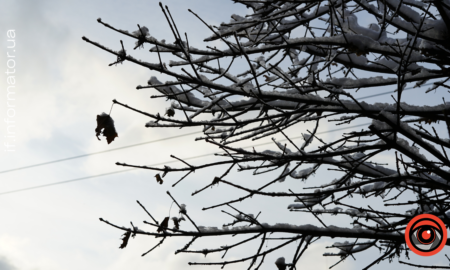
xmin=83 ymin=0 xmax=450 ymax=269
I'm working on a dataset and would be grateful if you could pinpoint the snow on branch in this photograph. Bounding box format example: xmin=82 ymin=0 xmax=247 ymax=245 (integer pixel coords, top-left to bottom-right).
xmin=85 ymin=0 xmax=450 ymax=268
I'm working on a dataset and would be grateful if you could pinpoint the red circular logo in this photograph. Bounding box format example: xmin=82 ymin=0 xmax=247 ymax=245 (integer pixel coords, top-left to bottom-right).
xmin=405 ymin=214 xmax=447 ymax=256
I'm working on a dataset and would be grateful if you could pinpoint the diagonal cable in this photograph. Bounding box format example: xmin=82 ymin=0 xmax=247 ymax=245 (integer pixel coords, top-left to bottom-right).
xmin=0 ymin=121 xmax=379 ymax=196
xmin=0 ymin=82 xmax=433 ymax=175
xmin=0 ymin=131 xmax=201 ymax=175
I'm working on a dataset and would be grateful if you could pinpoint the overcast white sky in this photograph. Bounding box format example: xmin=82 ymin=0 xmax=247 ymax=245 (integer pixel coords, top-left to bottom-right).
xmin=0 ymin=1 xmax=449 ymax=270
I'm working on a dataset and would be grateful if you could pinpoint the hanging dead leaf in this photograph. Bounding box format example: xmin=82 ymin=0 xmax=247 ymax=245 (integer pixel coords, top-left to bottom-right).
xmin=275 ymin=257 xmax=287 ymax=270
xmin=155 ymin=174 xmax=163 ymax=184
xmin=331 ymin=62 xmax=337 ymax=66
xmin=263 ymin=75 xmax=270 ymax=82
xmin=165 ymin=108 xmax=175 ymax=117
xmin=157 ymin=217 xmax=170 ymax=233
xmin=119 ymin=230 xmax=132 ymax=249
xmin=418 ymin=118 xmax=438 ymax=125
xmin=95 ymin=113 xmax=118 ymax=144
xmin=179 ymin=204 xmax=187 ymax=215
xmin=172 ymin=217 xmax=180 ymax=230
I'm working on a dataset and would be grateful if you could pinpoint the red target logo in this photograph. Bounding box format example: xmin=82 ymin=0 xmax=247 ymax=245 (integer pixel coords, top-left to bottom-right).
xmin=405 ymin=214 xmax=447 ymax=256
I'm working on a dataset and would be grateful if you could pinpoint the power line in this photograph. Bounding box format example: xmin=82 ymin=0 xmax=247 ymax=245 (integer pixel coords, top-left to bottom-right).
xmin=0 ymin=121 xmax=379 ymax=196
xmin=0 ymin=82 xmax=433 ymax=176
xmin=356 ymin=82 xmax=432 ymax=100
xmin=0 ymin=154 xmax=204 ymax=196
xmin=0 ymin=169 xmax=135 ymax=196
xmin=0 ymin=131 xmax=202 ymax=175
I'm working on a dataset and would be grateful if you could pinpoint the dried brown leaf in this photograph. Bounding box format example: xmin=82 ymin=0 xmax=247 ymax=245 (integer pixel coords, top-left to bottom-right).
xmin=95 ymin=113 xmax=118 ymax=144
xmin=157 ymin=217 xmax=170 ymax=233
xmin=165 ymin=108 xmax=175 ymax=117
xmin=155 ymin=174 xmax=163 ymax=184
xmin=418 ymin=118 xmax=438 ymax=125
xmin=119 ymin=231 xmax=132 ymax=249
xmin=173 ymin=218 xmax=180 ymax=230
xmin=275 ymin=257 xmax=286 ymax=270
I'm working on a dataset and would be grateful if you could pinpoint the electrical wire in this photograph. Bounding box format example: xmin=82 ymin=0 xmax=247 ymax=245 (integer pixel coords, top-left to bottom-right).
xmin=0 ymin=82 xmax=434 ymax=195
xmin=0 ymin=121 xmax=384 ymax=196
xmin=0 ymin=82 xmax=433 ymax=175
xmin=0 ymin=131 xmax=202 ymax=175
